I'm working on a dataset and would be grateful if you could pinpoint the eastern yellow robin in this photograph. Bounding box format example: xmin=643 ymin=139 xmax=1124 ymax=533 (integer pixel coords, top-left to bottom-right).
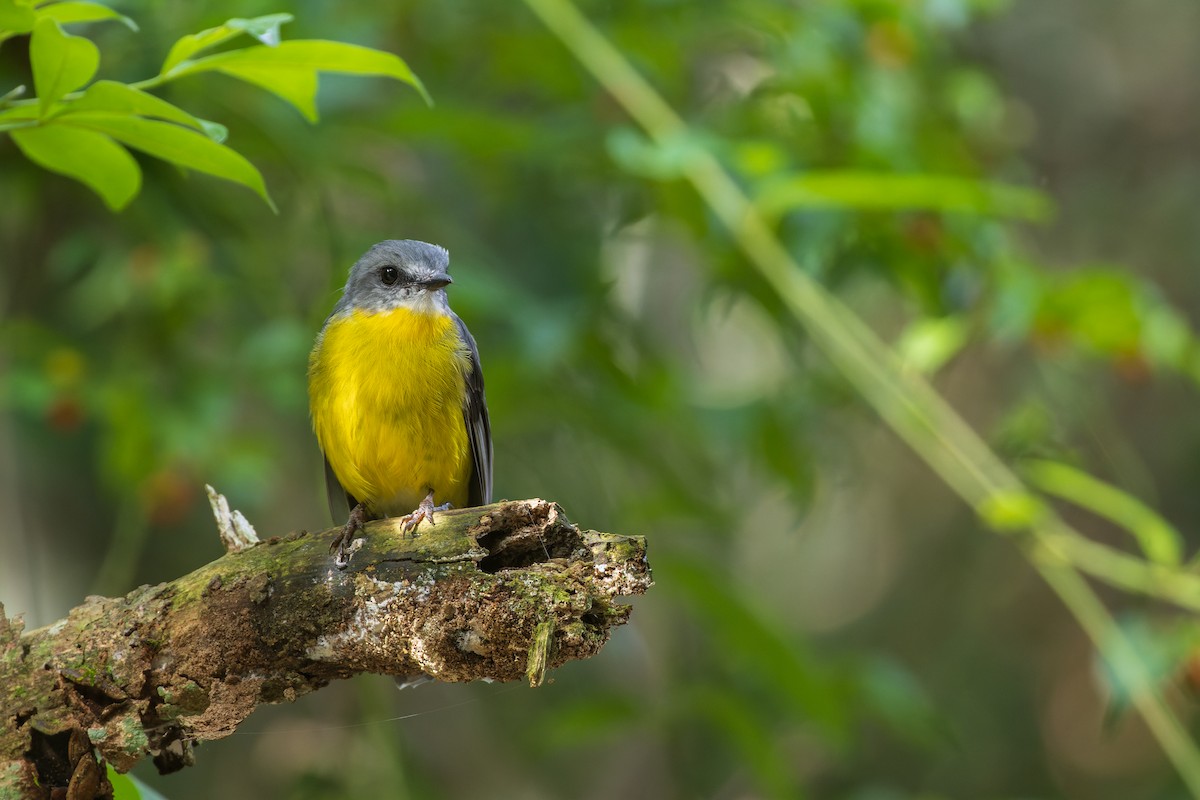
xmin=308 ymin=240 xmax=492 ymax=568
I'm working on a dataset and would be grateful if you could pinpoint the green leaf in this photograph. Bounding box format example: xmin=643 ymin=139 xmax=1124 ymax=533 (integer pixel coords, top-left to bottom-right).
xmin=754 ymin=170 xmax=1053 ymax=221
xmin=160 ymin=13 xmax=293 ymax=74
xmin=0 ymin=84 xmax=26 ymax=105
xmin=1036 ymin=270 xmax=1142 ymax=356
xmin=896 ymin=315 xmax=969 ymax=375
xmin=168 ymin=40 xmax=430 ymax=122
xmin=1096 ymin=615 xmax=1200 ymax=725
xmin=61 ymin=111 xmax=274 ymax=209
xmin=0 ymin=0 xmax=36 ymax=34
xmin=10 ymin=121 xmax=140 ymax=210
xmin=221 ymin=13 xmax=290 ymax=45
xmin=107 ymin=767 xmax=142 ymax=800
xmin=36 ymin=1 xmax=136 ymax=30
xmin=210 ymin=62 xmax=319 ymax=121
xmin=109 ymin=762 xmax=169 ymax=799
xmin=1024 ymin=459 xmax=1184 ymax=566
xmin=30 ymin=17 xmax=98 ymax=115
xmin=0 ymin=103 xmax=38 ymax=123
xmin=65 ymin=80 xmax=211 ymax=135
xmin=607 ymin=126 xmax=709 ymax=180
xmin=196 ymin=118 xmax=227 ymax=144
xmin=858 ymin=656 xmax=951 ymax=750
xmin=1141 ymin=303 xmax=1194 ymax=370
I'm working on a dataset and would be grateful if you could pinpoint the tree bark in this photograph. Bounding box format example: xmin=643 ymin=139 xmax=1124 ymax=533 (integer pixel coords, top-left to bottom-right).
xmin=0 ymin=499 xmax=651 ymax=798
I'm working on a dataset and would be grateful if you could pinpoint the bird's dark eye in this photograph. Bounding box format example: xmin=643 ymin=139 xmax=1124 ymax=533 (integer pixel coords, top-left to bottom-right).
xmin=379 ymin=265 xmax=400 ymax=286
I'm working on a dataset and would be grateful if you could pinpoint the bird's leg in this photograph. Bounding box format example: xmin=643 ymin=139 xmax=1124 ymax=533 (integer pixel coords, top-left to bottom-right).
xmin=330 ymin=501 xmax=368 ymax=569
xmin=397 ymin=489 xmax=451 ymax=535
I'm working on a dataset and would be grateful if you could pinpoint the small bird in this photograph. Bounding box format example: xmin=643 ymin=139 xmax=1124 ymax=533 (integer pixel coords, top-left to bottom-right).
xmin=308 ymin=240 xmax=492 ymax=568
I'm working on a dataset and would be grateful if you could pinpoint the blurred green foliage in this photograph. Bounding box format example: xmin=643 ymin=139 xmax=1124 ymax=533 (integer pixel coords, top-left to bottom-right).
xmin=3 ymin=1 xmax=1200 ymax=798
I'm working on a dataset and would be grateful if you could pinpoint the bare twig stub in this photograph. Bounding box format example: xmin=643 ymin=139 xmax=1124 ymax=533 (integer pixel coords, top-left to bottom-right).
xmin=205 ymin=484 xmax=260 ymax=554
xmin=0 ymin=499 xmax=651 ymax=798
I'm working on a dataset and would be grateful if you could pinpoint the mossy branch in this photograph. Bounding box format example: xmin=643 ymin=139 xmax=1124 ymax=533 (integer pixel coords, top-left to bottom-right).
xmin=0 ymin=499 xmax=651 ymax=798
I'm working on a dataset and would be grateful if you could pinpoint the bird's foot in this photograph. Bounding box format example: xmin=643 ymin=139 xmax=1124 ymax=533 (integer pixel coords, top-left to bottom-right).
xmin=398 ymin=491 xmax=452 ymax=536
xmin=330 ymin=502 xmax=367 ymax=569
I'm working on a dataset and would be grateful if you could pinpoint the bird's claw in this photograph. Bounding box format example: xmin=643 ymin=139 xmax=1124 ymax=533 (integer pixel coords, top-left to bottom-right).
xmin=397 ymin=492 xmax=453 ymax=536
xmin=330 ymin=502 xmax=367 ymax=569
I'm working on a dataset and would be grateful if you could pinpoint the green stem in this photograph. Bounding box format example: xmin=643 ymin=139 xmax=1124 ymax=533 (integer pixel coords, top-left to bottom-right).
xmin=126 ymin=75 xmax=169 ymax=92
xmin=1034 ymin=552 xmax=1200 ymax=781
xmin=3 ymin=73 xmax=170 ymax=110
xmin=1045 ymin=528 xmax=1200 ymax=612
xmin=522 ymin=0 xmax=1200 ymax=793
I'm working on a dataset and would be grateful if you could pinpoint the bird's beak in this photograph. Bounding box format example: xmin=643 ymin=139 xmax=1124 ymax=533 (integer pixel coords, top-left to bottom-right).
xmin=423 ymin=273 xmax=452 ymax=290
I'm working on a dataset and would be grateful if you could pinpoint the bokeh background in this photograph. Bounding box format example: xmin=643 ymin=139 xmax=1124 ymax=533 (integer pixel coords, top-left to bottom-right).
xmin=4 ymin=0 xmax=1200 ymax=797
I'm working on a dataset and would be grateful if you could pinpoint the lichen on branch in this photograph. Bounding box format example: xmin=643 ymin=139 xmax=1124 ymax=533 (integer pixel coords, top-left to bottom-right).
xmin=0 ymin=499 xmax=651 ymax=798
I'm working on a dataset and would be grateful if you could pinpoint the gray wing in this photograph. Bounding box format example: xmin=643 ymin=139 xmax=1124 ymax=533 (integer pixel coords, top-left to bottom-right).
xmin=454 ymin=312 xmax=493 ymax=506
xmin=324 ymin=454 xmax=356 ymax=521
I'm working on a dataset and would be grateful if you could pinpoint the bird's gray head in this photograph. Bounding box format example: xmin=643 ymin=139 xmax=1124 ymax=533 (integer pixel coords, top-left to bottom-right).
xmin=333 ymin=240 xmax=453 ymax=316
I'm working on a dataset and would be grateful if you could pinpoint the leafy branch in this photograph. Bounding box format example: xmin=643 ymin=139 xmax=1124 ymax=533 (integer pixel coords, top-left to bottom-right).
xmin=0 ymin=3 xmax=427 ymax=210
xmin=523 ymin=0 xmax=1200 ymax=793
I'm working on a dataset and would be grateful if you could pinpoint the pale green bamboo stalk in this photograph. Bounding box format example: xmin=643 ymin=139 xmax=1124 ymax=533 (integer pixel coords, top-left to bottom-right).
xmin=522 ymin=0 xmax=1200 ymax=792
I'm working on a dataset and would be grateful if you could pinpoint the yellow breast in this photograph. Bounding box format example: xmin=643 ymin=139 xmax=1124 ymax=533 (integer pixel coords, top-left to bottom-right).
xmin=308 ymin=307 xmax=472 ymax=516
